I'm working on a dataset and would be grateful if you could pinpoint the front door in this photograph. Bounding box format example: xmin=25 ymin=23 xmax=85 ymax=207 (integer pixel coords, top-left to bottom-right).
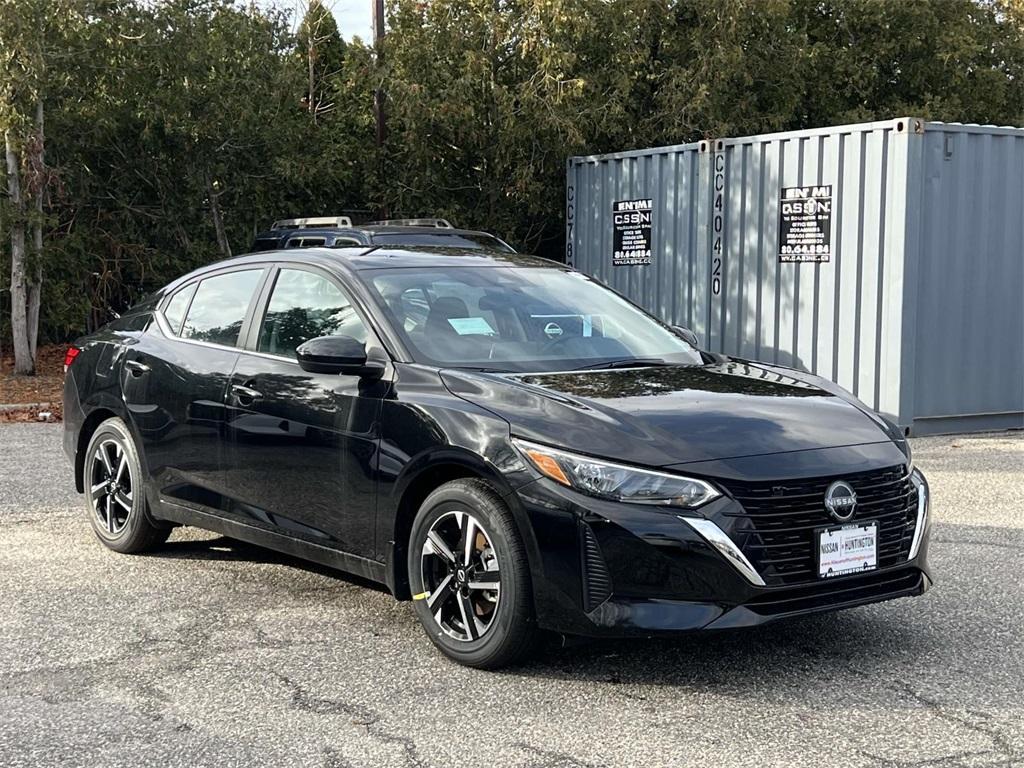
xmin=222 ymin=266 xmax=388 ymax=559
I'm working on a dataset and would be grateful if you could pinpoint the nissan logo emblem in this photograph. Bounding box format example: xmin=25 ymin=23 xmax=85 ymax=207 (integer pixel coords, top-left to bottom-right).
xmin=824 ymin=480 xmax=857 ymax=521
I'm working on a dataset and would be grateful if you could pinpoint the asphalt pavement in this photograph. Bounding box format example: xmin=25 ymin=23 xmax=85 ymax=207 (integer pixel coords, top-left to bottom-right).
xmin=0 ymin=423 xmax=1022 ymax=767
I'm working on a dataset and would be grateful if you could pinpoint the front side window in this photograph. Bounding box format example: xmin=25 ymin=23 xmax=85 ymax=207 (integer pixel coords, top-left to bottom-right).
xmin=365 ymin=266 xmax=701 ymax=373
xmin=258 ymin=268 xmax=367 ymax=358
xmin=180 ymin=269 xmax=263 ymax=347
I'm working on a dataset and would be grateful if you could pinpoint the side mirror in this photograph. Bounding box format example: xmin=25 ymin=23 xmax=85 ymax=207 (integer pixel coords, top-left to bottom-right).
xmin=295 ymin=336 xmax=387 ymax=379
xmin=672 ymin=325 xmax=700 ymax=348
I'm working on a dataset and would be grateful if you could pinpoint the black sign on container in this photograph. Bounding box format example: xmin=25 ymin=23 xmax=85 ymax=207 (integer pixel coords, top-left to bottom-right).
xmin=612 ymin=199 xmax=653 ymax=266
xmin=779 ymin=185 xmax=832 ymax=262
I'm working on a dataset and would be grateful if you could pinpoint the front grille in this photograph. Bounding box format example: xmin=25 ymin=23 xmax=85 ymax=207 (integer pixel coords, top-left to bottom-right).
xmin=720 ymin=465 xmax=917 ymax=586
xmin=581 ymin=523 xmax=612 ymax=611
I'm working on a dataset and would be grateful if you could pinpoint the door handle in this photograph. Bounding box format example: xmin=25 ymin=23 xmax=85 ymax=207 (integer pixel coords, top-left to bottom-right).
xmin=231 ymin=383 xmax=263 ymax=403
xmin=124 ymin=359 xmax=150 ymax=376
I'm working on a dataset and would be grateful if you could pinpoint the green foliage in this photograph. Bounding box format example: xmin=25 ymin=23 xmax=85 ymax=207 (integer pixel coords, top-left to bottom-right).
xmin=377 ymin=0 xmax=599 ymax=253
xmin=1 ymin=0 xmax=1022 ymax=344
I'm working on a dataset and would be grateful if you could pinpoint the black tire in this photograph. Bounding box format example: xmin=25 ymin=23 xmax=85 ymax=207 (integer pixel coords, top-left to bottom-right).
xmin=408 ymin=478 xmax=539 ymax=669
xmin=83 ymin=417 xmax=170 ymax=554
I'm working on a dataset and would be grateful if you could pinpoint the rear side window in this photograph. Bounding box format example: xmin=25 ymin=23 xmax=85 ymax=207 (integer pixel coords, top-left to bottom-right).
xmin=258 ymin=268 xmax=367 ymax=358
xmin=163 ymin=283 xmax=197 ymax=335
xmin=285 ymin=236 xmax=326 ymax=248
xmin=181 ymin=270 xmax=263 ymax=347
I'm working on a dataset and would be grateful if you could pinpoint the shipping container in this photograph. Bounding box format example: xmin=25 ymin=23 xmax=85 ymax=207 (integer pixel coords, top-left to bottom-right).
xmin=566 ymin=118 xmax=1024 ymax=435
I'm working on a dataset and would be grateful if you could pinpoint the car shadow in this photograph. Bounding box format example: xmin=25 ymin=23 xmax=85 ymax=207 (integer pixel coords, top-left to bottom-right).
xmin=148 ymin=533 xmax=390 ymax=594
xmin=507 ymin=521 xmax=1023 ymax=711
xmin=516 ymin=607 xmax=936 ymax=691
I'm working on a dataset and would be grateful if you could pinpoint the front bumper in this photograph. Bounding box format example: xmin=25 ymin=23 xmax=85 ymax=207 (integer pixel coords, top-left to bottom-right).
xmin=513 ymin=449 xmax=932 ymax=638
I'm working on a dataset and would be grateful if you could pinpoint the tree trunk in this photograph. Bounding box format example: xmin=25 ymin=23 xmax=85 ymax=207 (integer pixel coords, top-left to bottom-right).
xmin=308 ymin=31 xmax=316 ymax=120
xmin=5 ymin=129 xmax=34 ymax=376
xmin=28 ymin=100 xmax=44 ymax=360
xmin=205 ymin=173 xmax=231 ymax=259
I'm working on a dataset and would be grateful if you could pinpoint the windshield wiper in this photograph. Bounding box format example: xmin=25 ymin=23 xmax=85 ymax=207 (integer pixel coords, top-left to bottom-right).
xmin=448 ymin=365 xmax=514 ymax=374
xmin=573 ymin=358 xmax=676 ymax=371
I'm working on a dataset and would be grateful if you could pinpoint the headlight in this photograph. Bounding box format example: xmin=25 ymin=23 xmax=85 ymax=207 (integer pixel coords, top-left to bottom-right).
xmin=513 ymin=438 xmax=720 ymax=508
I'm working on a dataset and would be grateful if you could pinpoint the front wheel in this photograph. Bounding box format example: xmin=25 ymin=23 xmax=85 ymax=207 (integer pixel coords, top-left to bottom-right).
xmin=408 ymin=479 xmax=539 ymax=669
xmin=84 ymin=417 xmax=169 ymax=554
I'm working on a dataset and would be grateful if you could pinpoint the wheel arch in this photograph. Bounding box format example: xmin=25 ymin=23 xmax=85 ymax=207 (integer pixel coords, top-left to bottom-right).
xmin=74 ymin=395 xmax=148 ymax=493
xmin=384 ymin=448 xmax=540 ymax=601
xmin=74 ymin=407 xmax=121 ymax=493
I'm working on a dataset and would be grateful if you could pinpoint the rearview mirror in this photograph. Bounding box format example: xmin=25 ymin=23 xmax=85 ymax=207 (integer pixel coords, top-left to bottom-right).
xmin=295 ymin=336 xmax=386 ymax=379
xmin=672 ymin=325 xmax=700 ymax=348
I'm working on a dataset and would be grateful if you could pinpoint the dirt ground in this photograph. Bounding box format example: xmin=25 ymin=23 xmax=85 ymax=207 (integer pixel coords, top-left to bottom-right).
xmin=0 ymin=344 xmax=65 ymax=422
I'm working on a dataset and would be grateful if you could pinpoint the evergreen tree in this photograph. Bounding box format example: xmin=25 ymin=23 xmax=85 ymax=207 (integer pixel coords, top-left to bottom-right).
xmin=296 ymin=0 xmax=347 ymax=122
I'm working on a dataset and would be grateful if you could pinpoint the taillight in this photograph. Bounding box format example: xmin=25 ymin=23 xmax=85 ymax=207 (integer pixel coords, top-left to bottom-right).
xmin=63 ymin=346 xmax=81 ymax=373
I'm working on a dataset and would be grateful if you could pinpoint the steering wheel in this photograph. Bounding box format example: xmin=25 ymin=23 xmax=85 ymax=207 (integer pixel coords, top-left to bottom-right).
xmin=540 ymin=334 xmax=587 ymax=356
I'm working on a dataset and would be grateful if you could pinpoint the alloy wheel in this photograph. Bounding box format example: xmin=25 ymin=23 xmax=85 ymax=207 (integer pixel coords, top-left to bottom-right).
xmin=419 ymin=510 xmax=502 ymax=642
xmin=89 ymin=438 xmax=134 ymax=536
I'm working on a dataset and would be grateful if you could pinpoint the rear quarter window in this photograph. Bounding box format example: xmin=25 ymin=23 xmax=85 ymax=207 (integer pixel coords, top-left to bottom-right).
xmin=163 ymin=283 xmax=197 ymax=335
xmin=111 ymin=313 xmax=152 ymax=333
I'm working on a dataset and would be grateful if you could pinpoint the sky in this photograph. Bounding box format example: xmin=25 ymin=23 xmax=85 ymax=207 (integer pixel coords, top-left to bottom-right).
xmin=259 ymin=0 xmax=375 ymax=41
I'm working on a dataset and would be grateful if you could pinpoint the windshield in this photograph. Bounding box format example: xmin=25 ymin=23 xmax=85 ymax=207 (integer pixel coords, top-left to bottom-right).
xmin=369 ymin=232 xmax=515 ymax=252
xmin=364 ymin=266 xmax=702 ymax=373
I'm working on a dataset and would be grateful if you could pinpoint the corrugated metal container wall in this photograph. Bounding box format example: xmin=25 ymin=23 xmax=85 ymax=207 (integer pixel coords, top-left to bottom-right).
xmin=911 ymin=124 xmax=1024 ymax=432
xmin=566 ymin=141 xmax=711 ymax=338
xmin=566 ymin=118 xmax=1024 ymax=434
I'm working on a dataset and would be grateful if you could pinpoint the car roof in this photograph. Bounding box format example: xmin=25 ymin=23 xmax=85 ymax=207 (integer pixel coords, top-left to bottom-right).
xmin=163 ymin=247 xmax=562 ymax=293
xmin=255 ymin=229 xmax=341 ymax=240
xmin=255 ymin=225 xmax=506 ymax=239
xmin=329 ymin=246 xmax=557 ymax=270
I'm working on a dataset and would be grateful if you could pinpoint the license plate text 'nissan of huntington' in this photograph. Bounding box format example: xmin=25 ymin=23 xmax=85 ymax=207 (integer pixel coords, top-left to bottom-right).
xmin=63 ymin=245 xmax=932 ymax=668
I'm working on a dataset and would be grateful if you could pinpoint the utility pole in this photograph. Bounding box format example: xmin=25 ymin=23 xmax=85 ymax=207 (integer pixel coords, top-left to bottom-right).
xmin=372 ymin=0 xmax=388 ymax=217
xmin=372 ymin=0 xmax=386 ymax=148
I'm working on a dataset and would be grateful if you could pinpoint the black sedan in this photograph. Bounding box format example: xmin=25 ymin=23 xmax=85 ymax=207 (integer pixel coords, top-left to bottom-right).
xmin=63 ymin=246 xmax=932 ymax=668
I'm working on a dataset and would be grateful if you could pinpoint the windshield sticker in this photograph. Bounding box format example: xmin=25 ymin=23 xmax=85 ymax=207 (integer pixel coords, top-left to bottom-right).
xmin=447 ymin=317 xmax=497 ymax=335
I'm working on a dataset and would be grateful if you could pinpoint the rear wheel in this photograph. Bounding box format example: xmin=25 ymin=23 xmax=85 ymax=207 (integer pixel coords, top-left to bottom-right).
xmin=84 ymin=417 xmax=169 ymax=553
xmin=408 ymin=479 xmax=539 ymax=669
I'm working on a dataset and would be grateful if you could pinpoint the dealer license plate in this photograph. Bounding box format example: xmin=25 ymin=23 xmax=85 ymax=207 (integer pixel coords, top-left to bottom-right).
xmin=817 ymin=522 xmax=877 ymax=579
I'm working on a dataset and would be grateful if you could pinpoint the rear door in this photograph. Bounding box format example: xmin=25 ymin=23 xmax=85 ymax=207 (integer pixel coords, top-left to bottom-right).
xmin=220 ymin=264 xmax=389 ymax=559
xmin=122 ymin=266 xmax=269 ymax=511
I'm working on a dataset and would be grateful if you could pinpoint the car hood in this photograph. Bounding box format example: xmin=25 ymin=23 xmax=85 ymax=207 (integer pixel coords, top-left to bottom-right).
xmin=440 ymin=361 xmax=897 ymax=467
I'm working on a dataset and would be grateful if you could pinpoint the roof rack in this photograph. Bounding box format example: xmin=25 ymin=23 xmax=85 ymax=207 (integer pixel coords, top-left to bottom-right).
xmin=365 ymin=218 xmax=454 ymax=229
xmin=271 ymin=216 xmax=353 ymax=230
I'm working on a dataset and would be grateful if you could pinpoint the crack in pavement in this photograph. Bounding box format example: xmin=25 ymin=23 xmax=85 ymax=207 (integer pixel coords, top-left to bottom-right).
xmin=322 ymin=746 xmax=357 ymax=768
xmin=275 ymin=672 xmax=378 ymax=724
xmin=275 ymin=673 xmax=431 ymax=768
xmin=856 ymin=746 xmax=1009 ymax=768
xmin=874 ymin=681 xmax=1020 ymax=768
xmin=515 ymin=742 xmax=601 ymax=768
